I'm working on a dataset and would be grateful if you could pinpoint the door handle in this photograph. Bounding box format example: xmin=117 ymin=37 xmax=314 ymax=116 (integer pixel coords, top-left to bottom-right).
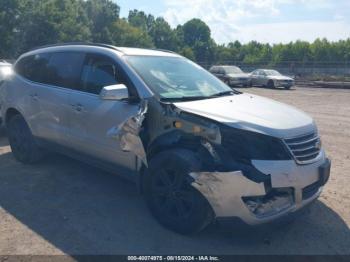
xmin=30 ymin=93 xmax=39 ymax=100
xmin=71 ymin=103 xmax=84 ymax=112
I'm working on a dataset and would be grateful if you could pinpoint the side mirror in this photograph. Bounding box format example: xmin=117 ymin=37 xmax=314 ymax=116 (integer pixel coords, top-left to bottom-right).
xmin=100 ymin=84 xmax=129 ymax=101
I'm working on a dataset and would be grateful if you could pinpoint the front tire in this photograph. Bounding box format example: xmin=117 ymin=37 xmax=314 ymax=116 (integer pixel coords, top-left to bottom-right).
xmin=7 ymin=114 xmax=45 ymax=164
xmin=224 ymin=79 xmax=230 ymax=86
xmin=143 ymin=149 xmax=214 ymax=234
xmin=267 ymin=80 xmax=275 ymax=89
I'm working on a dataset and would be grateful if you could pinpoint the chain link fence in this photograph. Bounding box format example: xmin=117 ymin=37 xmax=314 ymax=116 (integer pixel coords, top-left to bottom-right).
xmin=198 ymin=61 xmax=350 ymax=81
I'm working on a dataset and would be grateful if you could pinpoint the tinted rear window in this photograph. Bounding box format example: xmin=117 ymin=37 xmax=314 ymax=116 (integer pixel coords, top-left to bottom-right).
xmin=15 ymin=53 xmax=51 ymax=83
xmin=15 ymin=52 xmax=85 ymax=89
xmin=46 ymin=52 xmax=85 ymax=89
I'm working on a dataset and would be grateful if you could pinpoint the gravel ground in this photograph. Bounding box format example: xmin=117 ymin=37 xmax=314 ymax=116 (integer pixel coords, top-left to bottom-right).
xmin=0 ymin=86 xmax=349 ymax=255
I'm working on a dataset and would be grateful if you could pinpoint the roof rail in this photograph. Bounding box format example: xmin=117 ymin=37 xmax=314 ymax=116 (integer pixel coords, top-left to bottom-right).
xmin=148 ymin=48 xmax=177 ymax=54
xmin=28 ymin=43 xmax=179 ymax=56
xmin=28 ymin=42 xmax=124 ymax=53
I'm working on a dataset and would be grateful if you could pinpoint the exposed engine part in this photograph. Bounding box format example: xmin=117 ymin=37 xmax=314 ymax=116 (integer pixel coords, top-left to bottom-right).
xmin=201 ymin=139 xmax=221 ymax=163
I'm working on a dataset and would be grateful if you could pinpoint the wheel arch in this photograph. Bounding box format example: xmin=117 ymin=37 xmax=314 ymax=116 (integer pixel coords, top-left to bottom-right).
xmin=5 ymin=107 xmax=23 ymax=127
xmin=137 ymin=130 xmax=215 ymax=194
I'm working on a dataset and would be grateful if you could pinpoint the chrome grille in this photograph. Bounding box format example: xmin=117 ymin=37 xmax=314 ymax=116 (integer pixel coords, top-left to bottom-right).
xmin=284 ymin=132 xmax=321 ymax=164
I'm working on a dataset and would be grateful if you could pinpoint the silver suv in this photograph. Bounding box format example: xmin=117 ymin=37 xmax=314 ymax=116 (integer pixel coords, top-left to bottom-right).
xmin=0 ymin=44 xmax=331 ymax=234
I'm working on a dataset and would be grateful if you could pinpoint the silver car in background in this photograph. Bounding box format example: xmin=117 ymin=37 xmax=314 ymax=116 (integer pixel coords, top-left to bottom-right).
xmin=209 ymin=65 xmax=251 ymax=87
xmin=251 ymin=69 xmax=294 ymax=89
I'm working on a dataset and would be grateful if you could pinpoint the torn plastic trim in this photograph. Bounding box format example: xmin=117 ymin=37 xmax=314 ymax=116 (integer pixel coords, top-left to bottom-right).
xmin=242 ymin=188 xmax=294 ymax=218
xmin=107 ymin=100 xmax=148 ymax=166
xmin=189 ymin=171 xmax=266 ymax=218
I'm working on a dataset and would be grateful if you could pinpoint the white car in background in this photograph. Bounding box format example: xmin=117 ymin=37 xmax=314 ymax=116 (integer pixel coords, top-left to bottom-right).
xmin=251 ymin=69 xmax=295 ymax=89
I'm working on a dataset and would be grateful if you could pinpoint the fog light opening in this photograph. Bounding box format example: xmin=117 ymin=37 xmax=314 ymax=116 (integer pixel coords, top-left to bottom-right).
xmin=242 ymin=188 xmax=294 ymax=218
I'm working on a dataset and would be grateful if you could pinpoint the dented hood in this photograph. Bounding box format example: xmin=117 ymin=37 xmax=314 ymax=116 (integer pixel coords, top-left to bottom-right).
xmin=174 ymin=93 xmax=315 ymax=138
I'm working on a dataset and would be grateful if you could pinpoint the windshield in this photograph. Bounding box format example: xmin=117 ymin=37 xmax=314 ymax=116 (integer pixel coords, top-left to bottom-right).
xmin=126 ymin=56 xmax=237 ymax=101
xmin=224 ymin=66 xmax=243 ymax=74
xmin=264 ymin=70 xmax=282 ymax=76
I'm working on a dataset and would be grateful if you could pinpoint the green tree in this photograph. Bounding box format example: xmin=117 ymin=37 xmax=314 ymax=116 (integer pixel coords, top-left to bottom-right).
xmin=179 ymin=46 xmax=195 ymax=60
xmin=111 ymin=19 xmax=154 ymax=48
xmin=182 ymin=19 xmax=215 ymax=64
xmin=83 ymin=0 xmax=120 ymax=43
xmin=150 ymin=18 xmax=177 ymax=51
xmin=128 ymin=9 xmax=154 ymax=33
xmin=0 ymin=0 xmax=24 ymax=57
xmin=182 ymin=19 xmax=210 ymax=47
xmin=19 ymin=0 xmax=91 ymax=53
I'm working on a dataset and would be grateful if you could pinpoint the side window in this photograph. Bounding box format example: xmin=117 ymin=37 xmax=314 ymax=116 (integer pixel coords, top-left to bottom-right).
xmin=15 ymin=53 xmax=51 ymax=83
xmin=46 ymin=52 xmax=85 ymax=89
xmin=80 ymin=54 xmax=119 ymax=95
xmin=218 ymin=67 xmax=225 ymax=74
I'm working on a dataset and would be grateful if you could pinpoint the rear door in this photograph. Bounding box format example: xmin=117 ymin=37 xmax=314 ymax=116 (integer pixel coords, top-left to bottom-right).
xmin=67 ymin=53 xmax=141 ymax=171
xmin=251 ymin=70 xmax=260 ymax=86
xmin=14 ymin=52 xmax=84 ymax=146
xmin=254 ymin=70 xmax=266 ymax=86
xmin=32 ymin=52 xmax=85 ymax=145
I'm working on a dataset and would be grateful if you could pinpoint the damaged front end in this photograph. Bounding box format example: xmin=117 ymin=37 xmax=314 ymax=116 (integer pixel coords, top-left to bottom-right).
xmin=107 ymin=98 xmax=324 ymax=225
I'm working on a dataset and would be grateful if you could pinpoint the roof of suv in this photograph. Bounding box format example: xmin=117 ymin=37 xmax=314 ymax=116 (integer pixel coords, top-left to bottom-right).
xmin=27 ymin=43 xmax=180 ymax=58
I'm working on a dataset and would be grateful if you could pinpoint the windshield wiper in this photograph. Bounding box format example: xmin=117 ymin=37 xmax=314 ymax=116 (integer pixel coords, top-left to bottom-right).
xmin=160 ymin=90 xmax=241 ymax=102
xmin=160 ymin=96 xmax=212 ymax=102
xmin=209 ymin=90 xmax=240 ymax=98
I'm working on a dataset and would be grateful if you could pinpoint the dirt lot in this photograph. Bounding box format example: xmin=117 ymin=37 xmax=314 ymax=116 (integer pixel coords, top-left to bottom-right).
xmin=0 ymin=86 xmax=349 ymax=255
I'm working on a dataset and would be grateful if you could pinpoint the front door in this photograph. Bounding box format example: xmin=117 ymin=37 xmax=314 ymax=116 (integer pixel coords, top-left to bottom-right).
xmin=67 ymin=53 xmax=140 ymax=171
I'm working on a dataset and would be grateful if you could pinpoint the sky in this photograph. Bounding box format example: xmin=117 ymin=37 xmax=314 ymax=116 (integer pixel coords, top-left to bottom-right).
xmin=116 ymin=0 xmax=350 ymax=45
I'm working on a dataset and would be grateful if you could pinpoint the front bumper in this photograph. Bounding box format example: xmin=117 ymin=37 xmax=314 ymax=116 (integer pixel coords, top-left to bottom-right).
xmin=190 ymin=150 xmax=330 ymax=225
xmin=229 ymin=78 xmax=250 ymax=86
xmin=275 ymin=80 xmax=295 ymax=87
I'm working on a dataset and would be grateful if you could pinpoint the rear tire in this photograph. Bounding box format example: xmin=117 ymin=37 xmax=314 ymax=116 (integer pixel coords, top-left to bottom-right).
xmin=143 ymin=149 xmax=214 ymax=235
xmin=7 ymin=114 xmax=45 ymax=164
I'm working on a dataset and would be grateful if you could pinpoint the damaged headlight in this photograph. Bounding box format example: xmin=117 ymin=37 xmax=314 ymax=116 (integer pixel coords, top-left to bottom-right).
xmin=221 ymin=127 xmax=292 ymax=161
